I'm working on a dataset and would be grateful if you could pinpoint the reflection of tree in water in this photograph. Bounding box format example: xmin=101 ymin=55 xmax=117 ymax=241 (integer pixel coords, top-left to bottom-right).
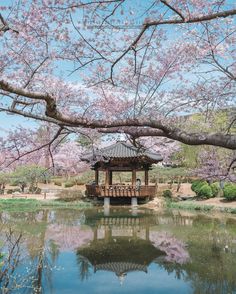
xmin=153 ymin=226 xmax=236 ymax=294
xmin=1 ymin=209 xmax=236 ymax=294
xmin=0 ymin=228 xmax=23 ymax=292
xmin=150 ymin=232 xmax=190 ymax=264
xmin=76 ymin=255 xmax=92 ymax=281
xmin=0 ymin=210 xmax=57 ymax=294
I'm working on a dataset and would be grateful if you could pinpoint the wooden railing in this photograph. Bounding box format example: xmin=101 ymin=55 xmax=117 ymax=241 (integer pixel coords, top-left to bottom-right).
xmin=85 ymin=184 xmax=157 ymax=198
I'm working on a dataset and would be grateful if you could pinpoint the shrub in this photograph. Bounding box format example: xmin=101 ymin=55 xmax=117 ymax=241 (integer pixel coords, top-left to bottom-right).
xmin=210 ymin=182 xmax=220 ymax=197
xmin=28 ymin=185 xmax=41 ymax=193
xmin=64 ymin=181 xmax=75 ymax=188
xmin=191 ymin=180 xmax=208 ymax=195
xmin=7 ymin=188 xmax=21 ymax=194
xmin=223 ymin=184 xmax=236 ymax=201
xmin=29 ymin=187 xmax=42 ymax=194
xmin=9 ymin=180 xmax=19 ymax=186
xmin=198 ymin=184 xmax=213 ymax=199
xmin=74 ymin=178 xmax=86 ymax=185
xmin=54 ymin=180 xmax=62 ymax=186
xmin=163 ymin=189 xmax=172 ymax=198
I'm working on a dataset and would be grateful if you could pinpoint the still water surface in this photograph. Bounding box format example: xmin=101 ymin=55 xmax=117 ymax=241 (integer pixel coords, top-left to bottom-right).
xmin=0 ymin=207 xmax=236 ymax=294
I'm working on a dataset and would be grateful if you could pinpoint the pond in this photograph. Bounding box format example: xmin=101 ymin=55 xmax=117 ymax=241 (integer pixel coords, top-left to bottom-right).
xmin=0 ymin=207 xmax=236 ymax=294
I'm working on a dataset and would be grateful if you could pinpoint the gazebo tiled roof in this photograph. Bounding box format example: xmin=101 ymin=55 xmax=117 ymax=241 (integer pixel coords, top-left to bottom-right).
xmin=94 ymin=261 xmax=148 ymax=275
xmin=81 ymin=141 xmax=162 ymax=164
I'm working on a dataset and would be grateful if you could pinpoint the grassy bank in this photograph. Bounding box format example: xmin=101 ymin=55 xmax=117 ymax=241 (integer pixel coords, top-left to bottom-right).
xmin=0 ymin=198 xmax=92 ymax=212
xmin=165 ymin=199 xmax=236 ymax=214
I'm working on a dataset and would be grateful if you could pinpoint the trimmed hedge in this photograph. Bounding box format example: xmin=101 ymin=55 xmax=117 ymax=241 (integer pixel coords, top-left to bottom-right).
xmin=210 ymin=182 xmax=220 ymax=197
xmin=191 ymin=180 xmax=208 ymax=195
xmin=191 ymin=180 xmax=220 ymax=199
xmin=64 ymin=181 xmax=75 ymax=188
xmin=198 ymin=184 xmax=213 ymax=198
xmin=223 ymin=184 xmax=236 ymax=201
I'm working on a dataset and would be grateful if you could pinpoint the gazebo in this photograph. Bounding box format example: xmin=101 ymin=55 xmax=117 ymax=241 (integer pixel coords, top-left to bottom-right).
xmin=81 ymin=141 xmax=162 ymax=205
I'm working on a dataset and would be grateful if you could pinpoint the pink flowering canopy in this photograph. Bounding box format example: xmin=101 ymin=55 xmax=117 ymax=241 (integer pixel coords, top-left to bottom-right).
xmin=150 ymin=231 xmax=190 ymax=264
xmin=0 ymin=0 xmax=235 ymax=171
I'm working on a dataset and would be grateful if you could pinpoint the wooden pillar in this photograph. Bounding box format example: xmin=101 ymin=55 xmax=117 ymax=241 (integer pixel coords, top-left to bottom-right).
xmin=145 ymin=169 xmax=149 ymax=186
xmin=105 ymin=169 xmax=109 ymax=187
xmin=132 ymin=169 xmax=136 ymax=187
xmin=95 ymin=170 xmax=99 ymax=185
xmin=109 ymin=171 xmax=112 ymax=185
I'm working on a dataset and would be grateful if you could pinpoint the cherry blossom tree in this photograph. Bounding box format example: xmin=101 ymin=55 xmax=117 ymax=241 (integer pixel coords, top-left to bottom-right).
xmin=150 ymin=231 xmax=190 ymax=264
xmin=0 ymin=0 xmax=235 ymax=165
xmin=195 ymin=148 xmax=236 ymax=182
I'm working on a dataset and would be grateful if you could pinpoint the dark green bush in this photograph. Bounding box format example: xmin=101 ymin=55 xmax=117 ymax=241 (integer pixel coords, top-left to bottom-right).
xmin=191 ymin=180 xmax=208 ymax=195
xmin=64 ymin=181 xmax=75 ymax=188
xmin=7 ymin=188 xmax=21 ymax=194
xmin=223 ymin=184 xmax=236 ymax=201
xmin=28 ymin=186 xmax=42 ymax=194
xmin=163 ymin=189 xmax=172 ymax=198
xmin=198 ymin=184 xmax=213 ymax=198
xmin=210 ymin=182 xmax=220 ymax=197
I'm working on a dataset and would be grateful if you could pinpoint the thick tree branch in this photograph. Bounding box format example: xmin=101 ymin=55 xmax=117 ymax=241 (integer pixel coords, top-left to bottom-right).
xmin=1 ymin=80 xmax=235 ymax=150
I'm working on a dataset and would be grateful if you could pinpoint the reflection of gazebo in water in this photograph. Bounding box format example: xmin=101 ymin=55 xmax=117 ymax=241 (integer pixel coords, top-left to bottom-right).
xmin=76 ymin=210 xmax=189 ymax=283
xmin=81 ymin=141 xmax=162 ymax=205
xmin=77 ymin=237 xmax=165 ymax=284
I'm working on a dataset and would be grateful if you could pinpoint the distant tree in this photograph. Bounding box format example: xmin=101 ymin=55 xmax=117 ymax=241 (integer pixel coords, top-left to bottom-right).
xmin=11 ymin=166 xmax=50 ymax=193
xmin=0 ymin=173 xmax=8 ymax=194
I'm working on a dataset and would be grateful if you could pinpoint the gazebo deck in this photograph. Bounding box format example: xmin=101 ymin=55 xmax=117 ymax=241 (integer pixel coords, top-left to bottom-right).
xmin=85 ymin=184 xmax=157 ymax=198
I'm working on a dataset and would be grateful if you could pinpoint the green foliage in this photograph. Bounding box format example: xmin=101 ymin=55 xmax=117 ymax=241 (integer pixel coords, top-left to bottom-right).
xmin=223 ymin=184 xmax=236 ymax=201
xmin=210 ymin=182 xmax=220 ymax=197
xmin=7 ymin=188 xmax=21 ymax=194
xmin=0 ymin=198 xmax=92 ymax=212
xmin=11 ymin=165 xmax=50 ymax=193
xmin=0 ymin=173 xmax=8 ymax=185
xmin=191 ymin=180 xmax=217 ymax=198
xmin=167 ymin=201 xmax=214 ymax=211
xmin=170 ymin=110 xmax=234 ymax=172
xmin=0 ymin=252 xmax=4 ymax=269
xmin=29 ymin=187 xmax=42 ymax=194
xmin=163 ymin=189 xmax=172 ymax=198
xmin=173 ymin=144 xmax=199 ymax=169
xmin=198 ymin=184 xmax=213 ymax=199
xmin=191 ymin=180 xmax=208 ymax=194
xmin=166 ymin=199 xmax=236 ymax=214
xmin=64 ymin=181 xmax=75 ymax=188
xmin=0 ymin=173 xmax=8 ymax=194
